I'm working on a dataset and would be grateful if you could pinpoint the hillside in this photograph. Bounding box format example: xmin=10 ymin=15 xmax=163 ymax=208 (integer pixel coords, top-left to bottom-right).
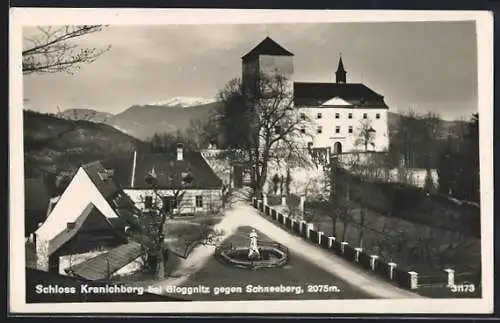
xmin=387 ymin=112 xmax=469 ymax=139
xmin=61 ymin=108 xmax=114 ymax=123
xmin=24 ymin=110 xmax=145 ymax=182
xmin=105 ymin=101 xmax=222 ymax=140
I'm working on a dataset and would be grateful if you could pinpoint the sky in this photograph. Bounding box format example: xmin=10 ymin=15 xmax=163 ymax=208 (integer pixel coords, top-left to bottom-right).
xmin=23 ymin=21 xmax=478 ymax=120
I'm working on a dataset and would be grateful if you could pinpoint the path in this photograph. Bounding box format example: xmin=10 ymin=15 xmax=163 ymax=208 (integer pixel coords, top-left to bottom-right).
xmin=148 ymin=188 xmax=252 ymax=288
xmin=153 ymin=188 xmax=423 ymax=299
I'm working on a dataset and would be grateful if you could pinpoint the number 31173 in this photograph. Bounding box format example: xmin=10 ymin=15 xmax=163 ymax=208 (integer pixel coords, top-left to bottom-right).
xmin=450 ymin=284 xmax=475 ymax=293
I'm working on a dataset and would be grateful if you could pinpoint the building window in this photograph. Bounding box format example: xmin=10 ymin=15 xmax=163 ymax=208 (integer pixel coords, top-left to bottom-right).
xmin=144 ymin=196 xmax=153 ymax=209
xmin=317 ymin=112 xmax=322 ymax=119
xmin=170 ymin=198 xmax=178 ymax=210
xmin=363 ymin=113 xmax=368 ymax=119
xmin=300 ymin=113 xmax=306 ymax=120
xmin=317 ymin=126 xmax=323 ymax=134
xmin=275 ymin=125 xmax=281 ymax=135
xmin=335 ymin=126 xmax=340 ymax=134
xmin=195 ymin=195 xmax=203 ymax=208
xmin=335 ymin=113 xmax=340 ymax=119
xmin=348 ymin=113 xmax=353 ymax=119
xmin=307 ymin=142 xmax=313 ymax=148
xmin=300 ymin=126 xmax=306 ymax=134
xmin=376 ymin=113 xmax=381 ymax=119
xmin=348 ymin=126 xmax=353 ymax=134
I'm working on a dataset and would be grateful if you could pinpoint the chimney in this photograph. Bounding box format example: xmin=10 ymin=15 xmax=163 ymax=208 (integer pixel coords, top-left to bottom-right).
xmin=177 ymin=143 xmax=184 ymax=161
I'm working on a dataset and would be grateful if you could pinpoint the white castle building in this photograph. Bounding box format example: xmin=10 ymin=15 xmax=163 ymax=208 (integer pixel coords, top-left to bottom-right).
xmin=241 ymin=37 xmax=390 ymax=154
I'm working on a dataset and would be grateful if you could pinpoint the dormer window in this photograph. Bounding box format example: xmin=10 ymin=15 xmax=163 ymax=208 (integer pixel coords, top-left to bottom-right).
xmin=67 ymin=222 xmax=76 ymax=230
xmin=98 ymin=169 xmax=115 ymax=181
xmin=182 ymin=172 xmax=194 ymax=186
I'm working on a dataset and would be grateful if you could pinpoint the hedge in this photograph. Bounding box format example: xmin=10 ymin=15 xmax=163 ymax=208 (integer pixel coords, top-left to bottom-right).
xmin=374 ymin=259 xmax=390 ymax=280
xmin=331 ymin=240 xmax=343 ymax=256
xmin=320 ymin=237 xmax=330 ymax=249
xmin=301 ymin=224 xmax=309 ymax=239
xmin=342 ymin=244 xmax=356 ymax=262
xmin=309 ymin=230 xmax=319 ymax=244
xmin=393 ymin=267 xmax=411 ymax=289
xmin=358 ymin=252 xmax=372 ymax=271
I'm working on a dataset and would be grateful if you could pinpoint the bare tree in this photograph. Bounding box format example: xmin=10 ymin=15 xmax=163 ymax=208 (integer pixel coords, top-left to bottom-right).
xmin=130 ymin=167 xmax=197 ymax=280
xmin=185 ymin=112 xmax=220 ymax=149
xmin=354 ymin=118 xmax=377 ymax=152
xmin=23 ymin=25 xmax=111 ymax=75
xmin=336 ymin=198 xmax=355 ymax=242
xmin=217 ymin=73 xmax=312 ymax=197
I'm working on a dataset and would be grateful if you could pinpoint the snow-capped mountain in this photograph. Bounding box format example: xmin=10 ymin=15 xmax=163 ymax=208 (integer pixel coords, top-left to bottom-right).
xmin=105 ymin=98 xmax=223 ymax=140
xmin=145 ymin=97 xmax=218 ymax=108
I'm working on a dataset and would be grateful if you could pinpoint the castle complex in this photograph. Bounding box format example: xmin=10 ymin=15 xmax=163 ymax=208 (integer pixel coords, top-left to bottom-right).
xmin=241 ymin=37 xmax=390 ymax=154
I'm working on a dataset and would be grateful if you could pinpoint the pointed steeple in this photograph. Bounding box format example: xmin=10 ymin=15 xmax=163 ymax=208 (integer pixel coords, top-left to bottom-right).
xmin=335 ymin=54 xmax=347 ymax=84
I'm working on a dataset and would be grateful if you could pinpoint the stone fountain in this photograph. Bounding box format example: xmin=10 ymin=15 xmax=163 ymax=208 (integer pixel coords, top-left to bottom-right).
xmin=214 ymin=228 xmax=289 ymax=270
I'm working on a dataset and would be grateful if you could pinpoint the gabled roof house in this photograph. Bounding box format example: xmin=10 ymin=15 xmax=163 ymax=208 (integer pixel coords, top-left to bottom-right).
xmin=35 ymin=161 xmax=140 ymax=274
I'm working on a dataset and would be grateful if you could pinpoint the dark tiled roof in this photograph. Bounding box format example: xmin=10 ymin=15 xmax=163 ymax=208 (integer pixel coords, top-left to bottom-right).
xmin=82 ymin=159 xmax=139 ymax=214
xmin=242 ymin=37 xmax=294 ymax=61
xmin=48 ymin=203 xmax=122 ymax=255
xmin=82 ymin=161 xmax=122 ymax=200
xmin=68 ymin=241 xmax=144 ymax=281
xmin=25 ymin=178 xmax=50 ymax=212
xmin=293 ymin=82 xmax=388 ymax=108
xmin=129 ymin=152 xmax=223 ymax=190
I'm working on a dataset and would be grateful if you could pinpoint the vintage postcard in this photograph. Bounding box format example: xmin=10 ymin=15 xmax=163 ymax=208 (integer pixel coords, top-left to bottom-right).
xmin=9 ymin=8 xmax=494 ymax=314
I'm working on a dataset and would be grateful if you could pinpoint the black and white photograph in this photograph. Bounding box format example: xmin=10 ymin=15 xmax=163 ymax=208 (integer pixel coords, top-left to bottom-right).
xmin=9 ymin=9 xmax=493 ymax=314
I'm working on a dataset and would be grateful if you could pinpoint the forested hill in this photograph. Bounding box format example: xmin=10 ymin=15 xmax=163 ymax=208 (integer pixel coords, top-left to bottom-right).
xmin=23 ymin=110 xmax=146 ymax=184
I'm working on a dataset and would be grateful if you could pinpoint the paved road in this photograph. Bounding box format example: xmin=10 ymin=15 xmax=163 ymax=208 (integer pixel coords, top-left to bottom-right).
xmin=152 ymin=188 xmax=423 ymax=299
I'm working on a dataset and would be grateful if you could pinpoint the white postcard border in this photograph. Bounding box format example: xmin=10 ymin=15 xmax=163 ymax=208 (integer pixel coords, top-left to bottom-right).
xmin=9 ymin=8 xmax=494 ymax=314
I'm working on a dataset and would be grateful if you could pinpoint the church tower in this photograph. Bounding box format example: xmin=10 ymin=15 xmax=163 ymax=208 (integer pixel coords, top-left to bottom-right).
xmin=241 ymin=37 xmax=294 ymax=98
xmin=335 ymin=55 xmax=347 ymax=84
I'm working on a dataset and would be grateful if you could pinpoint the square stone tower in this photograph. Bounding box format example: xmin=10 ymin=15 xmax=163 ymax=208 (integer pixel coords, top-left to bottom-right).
xmin=241 ymin=37 xmax=294 ymax=99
